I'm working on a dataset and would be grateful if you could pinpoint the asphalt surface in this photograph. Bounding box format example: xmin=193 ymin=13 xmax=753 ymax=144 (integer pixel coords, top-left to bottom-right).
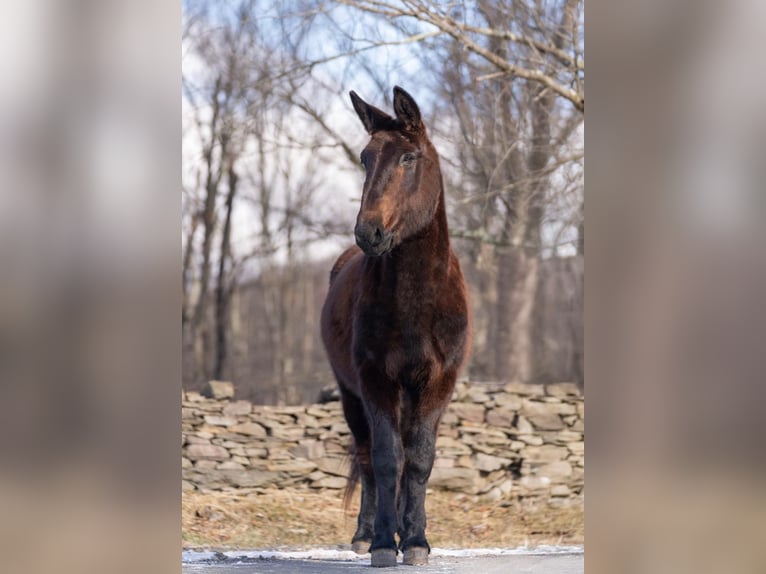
xmin=182 ymin=553 xmax=584 ymax=574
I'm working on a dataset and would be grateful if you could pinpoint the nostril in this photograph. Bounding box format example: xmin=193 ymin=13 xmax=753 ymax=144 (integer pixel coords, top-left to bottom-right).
xmin=373 ymin=227 xmax=383 ymax=242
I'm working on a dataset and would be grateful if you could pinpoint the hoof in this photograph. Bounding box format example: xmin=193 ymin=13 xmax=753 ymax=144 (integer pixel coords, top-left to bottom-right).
xmin=352 ymin=539 xmax=371 ymax=554
xmin=371 ymin=548 xmax=398 ymax=568
xmin=402 ymin=546 xmax=429 ymax=566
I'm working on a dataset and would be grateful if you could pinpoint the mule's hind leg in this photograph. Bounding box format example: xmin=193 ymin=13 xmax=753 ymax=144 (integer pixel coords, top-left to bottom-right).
xmin=339 ymin=388 xmax=376 ymax=553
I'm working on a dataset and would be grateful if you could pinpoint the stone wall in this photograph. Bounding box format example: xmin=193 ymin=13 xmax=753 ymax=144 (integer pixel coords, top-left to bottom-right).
xmin=182 ymin=381 xmax=584 ymax=503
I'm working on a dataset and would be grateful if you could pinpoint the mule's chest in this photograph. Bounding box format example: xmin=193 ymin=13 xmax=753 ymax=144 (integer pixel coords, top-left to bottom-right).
xmin=352 ymin=297 xmax=467 ymax=385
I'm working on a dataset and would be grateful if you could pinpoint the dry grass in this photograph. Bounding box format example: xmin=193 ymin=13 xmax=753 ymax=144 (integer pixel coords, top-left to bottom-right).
xmin=182 ymin=487 xmax=583 ymax=550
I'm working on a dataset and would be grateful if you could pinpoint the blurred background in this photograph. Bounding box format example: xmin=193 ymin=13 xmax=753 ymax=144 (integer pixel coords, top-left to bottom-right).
xmin=181 ymin=0 xmax=585 ymax=403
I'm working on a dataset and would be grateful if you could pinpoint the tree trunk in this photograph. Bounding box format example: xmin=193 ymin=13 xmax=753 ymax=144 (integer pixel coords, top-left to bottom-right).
xmin=213 ymin=157 xmax=237 ymax=380
xmin=495 ymin=246 xmax=540 ymax=381
xmin=191 ymin=76 xmax=223 ymax=384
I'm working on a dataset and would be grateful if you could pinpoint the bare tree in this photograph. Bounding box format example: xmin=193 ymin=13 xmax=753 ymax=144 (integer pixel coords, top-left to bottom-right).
xmin=321 ymin=0 xmax=584 ymax=380
xmin=181 ymin=0 xmax=585 ymax=399
xmin=183 ymin=0 xmax=352 ymax=398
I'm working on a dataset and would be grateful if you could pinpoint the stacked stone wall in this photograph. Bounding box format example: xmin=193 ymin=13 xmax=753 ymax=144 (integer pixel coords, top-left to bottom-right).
xmin=182 ymin=381 xmax=584 ymax=503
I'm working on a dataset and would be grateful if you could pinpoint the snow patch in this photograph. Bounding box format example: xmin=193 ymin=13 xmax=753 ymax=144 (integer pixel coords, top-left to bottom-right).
xmin=182 ymin=545 xmax=583 ymax=564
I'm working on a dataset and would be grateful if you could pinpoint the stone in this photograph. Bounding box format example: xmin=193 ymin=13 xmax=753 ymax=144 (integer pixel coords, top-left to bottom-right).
xmin=521 ymin=399 xmax=575 ymax=417
xmin=567 ymin=442 xmax=584 ymax=455
xmin=517 ymin=434 xmax=543 ymax=446
xmin=569 ymin=455 xmax=584 ymax=467
xmin=455 ymin=455 xmax=473 ymax=468
xmin=470 ymin=443 xmax=497 ymax=456
xmin=518 ymin=475 xmax=551 ymax=490
xmin=482 ymin=487 xmax=504 ymax=502
xmin=551 ymin=430 xmax=583 ymax=443
xmin=185 ymin=391 xmax=204 ymax=402
xmin=450 ymin=403 xmax=486 ymax=423
xmin=267 ymin=459 xmax=317 ymax=474
xmin=481 ymin=432 xmax=514 ymax=445
xmin=551 ymin=484 xmax=571 ymax=497
xmin=271 ymin=426 xmax=309 ymax=440
xmin=466 ymin=388 xmax=491 ymax=404
xmin=185 ymin=435 xmax=211 ymax=445
xmin=568 ymin=418 xmax=584 ymax=432
xmin=230 ymin=422 xmax=267 ymax=437
xmin=256 ymin=413 xmax=297 ymax=426
xmin=192 ymin=402 xmax=225 ymax=412
xmin=520 ymin=399 xmax=554 ymax=417
xmin=328 ymin=423 xmax=350 ymax=435
xmin=290 ymin=440 xmax=325 ymax=460
xmin=204 ymin=415 xmax=238 ymax=427
xmin=440 ymin=427 xmax=459 ymax=439
xmin=217 ymin=461 xmax=245 ymax=470
xmin=266 ymin=448 xmax=292 ymax=460
xmin=435 ymin=436 xmax=471 ymax=454
xmin=485 ymin=408 xmax=516 ymax=427
xmin=182 ymin=408 xmax=200 ymax=420
xmin=514 ymin=415 xmax=534 ymax=433
xmin=493 ymin=394 xmax=523 ymax=410
xmin=503 ymin=382 xmax=545 ymax=396
xmin=323 ymin=440 xmax=347 ymax=454
xmin=194 ymin=460 xmax=219 ymax=470
xmin=186 ymin=444 xmax=229 ymax=461
xmin=523 ymin=445 xmax=569 ymax=463
xmin=232 ymin=455 xmax=250 ymax=465
xmin=222 ymin=401 xmax=252 ymax=416
xmin=197 ymin=425 xmax=226 ymax=435
xmin=182 ymin=457 xmax=192 ymax=468
xmin=472 ymin=453 xmax=511 ymax=472
xmin=459 ymin=423 xmax=504 ymax=437
xmin=545 ymin=383 xmax=581 ymax=398
xmin=527 ymin=414 xmax=565 ymax=431
xmin=223 ymin=470 xmax=280 ymax=488
xmin=295 ymin=414 xmax=322 ymax=428
xmin=244 ymin=447 xmax=268 ymax=458
xmin=267 ymin=405 xmax=306 ymax=415
xmin=204 ymin=380 xmax=235 ymax=399
xmin=440 ymin=412 xmax=458 ymax=425
xmin=433 ymin=457 xmax=454 ymax=468
xmin=536 ymin=461 xmax=573 ymax=479
xmin=315 ymin=457 xmax=350 ymax=477
xmin=311 ymin=476 xmax=347 ymax=489
xmin=182 ymin=480 xmax=196 ymax=491
xmin=429 ymin=467 xmax=480 ymax=492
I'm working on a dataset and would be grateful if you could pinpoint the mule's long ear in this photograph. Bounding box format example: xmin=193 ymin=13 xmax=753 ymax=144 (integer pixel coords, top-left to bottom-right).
xmin=350 ymin=90 xmax=393 ymax=134
xmin=393 ymin=86 xmax=423 ymax=133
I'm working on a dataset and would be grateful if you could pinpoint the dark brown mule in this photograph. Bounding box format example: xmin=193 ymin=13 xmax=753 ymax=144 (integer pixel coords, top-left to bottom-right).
xmin=320 ymin=87 xmax=471 ymax=567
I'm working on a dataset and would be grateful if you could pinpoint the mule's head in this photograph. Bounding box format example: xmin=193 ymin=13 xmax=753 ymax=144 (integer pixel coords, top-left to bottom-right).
xmin=349 ymin=86 xmax=441 ymax=257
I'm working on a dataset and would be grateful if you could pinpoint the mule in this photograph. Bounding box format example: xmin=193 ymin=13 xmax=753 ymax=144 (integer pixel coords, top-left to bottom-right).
xmin=320 ymin=86 xmax=471 ymax=567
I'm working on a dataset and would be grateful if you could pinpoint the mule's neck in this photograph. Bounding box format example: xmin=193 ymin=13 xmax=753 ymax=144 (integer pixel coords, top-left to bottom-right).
xmin=389 ymin=181 xmax=451 ymax=277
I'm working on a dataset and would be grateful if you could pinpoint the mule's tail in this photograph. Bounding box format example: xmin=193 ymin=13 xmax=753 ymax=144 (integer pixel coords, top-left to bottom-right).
xmin=342 ymin=449 xmax=361 ymax=511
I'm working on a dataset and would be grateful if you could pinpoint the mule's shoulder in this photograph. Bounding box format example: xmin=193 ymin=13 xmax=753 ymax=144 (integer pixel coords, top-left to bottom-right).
xmin=329 ymin=245 xmax=363 ymax=284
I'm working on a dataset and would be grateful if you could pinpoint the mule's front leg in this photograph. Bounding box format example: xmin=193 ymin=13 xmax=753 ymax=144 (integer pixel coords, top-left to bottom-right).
xmin=368 ymin=407 xmax=404 ymax=567
xmin=398 ymin=418 xmax=438 ymax=565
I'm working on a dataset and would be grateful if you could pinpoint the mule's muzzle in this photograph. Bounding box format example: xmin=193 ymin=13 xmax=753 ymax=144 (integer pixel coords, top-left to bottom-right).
xmin=355 ymin=221 xmax=393 ymax=256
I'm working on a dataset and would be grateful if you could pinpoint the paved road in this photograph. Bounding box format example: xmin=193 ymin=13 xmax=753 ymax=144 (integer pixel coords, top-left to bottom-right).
xmin=183 ymin=553 xmax=583 ymax=574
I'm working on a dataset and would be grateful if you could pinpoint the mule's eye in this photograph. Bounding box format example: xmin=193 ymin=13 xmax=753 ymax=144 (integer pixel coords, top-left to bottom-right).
xmin=400 ymin=152 xmax=417 ymax=166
